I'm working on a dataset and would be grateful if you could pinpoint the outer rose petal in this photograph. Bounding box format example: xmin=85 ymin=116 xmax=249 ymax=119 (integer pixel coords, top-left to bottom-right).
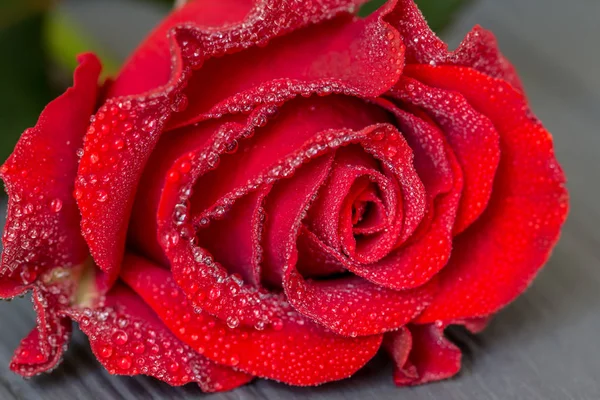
xmin=64 ymin=284 xmax=252 ymax=391
xmin=384 ymin=323 xmax=461 ymax=386
xmin=10 ymin=273 xmax=76 ymax=377
xmin=108 ymin=0 xmax=255 ymax=97
xmin=75 ymin=0 xmax=401 ymax=286
xmin=409 ymin=66 xmax=569 ymax=323
xmin=0 ymin=54 xmax=100 ymax=297
xmin=168 ymin=6 xmax=404 ymax=129
xmin=109 ymin=0 xmax=372 ymax=98
xmin=121 ymin=255 xmax=383 ymax=386
xmin=386 ymin=0 xmax=524 ymax=92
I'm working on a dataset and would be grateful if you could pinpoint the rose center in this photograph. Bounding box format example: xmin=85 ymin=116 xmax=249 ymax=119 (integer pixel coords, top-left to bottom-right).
xmin=348 ymin=182 xmax=387 ymax=236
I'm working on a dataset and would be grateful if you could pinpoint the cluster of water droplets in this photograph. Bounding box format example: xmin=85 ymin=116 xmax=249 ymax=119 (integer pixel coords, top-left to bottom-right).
xmin=131 ymin=271 xmax=382 ymax=384
xmin=204 ymin=79 xmax=359 ymax=120
xmin=165 ymin=107 xmax=422 ymax=337
xmin=157 ymin=104 xmax=291 ymax=330
xmin=72 ymin=303 xmax=228 ymax=389
xmin=177 ymin=0 xmax=360 ymax=68
xmin=76 ymin=96 xmax=168 ymax=211
xmin=10 ymin=268 xmax=77 ymax=376
xmin=0 ymin=156 xmax=71 ymax=278
xmin=392 ymin=76 xmax=501 ymax=232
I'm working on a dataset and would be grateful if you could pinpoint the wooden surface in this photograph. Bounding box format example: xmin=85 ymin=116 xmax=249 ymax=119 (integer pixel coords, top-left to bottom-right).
xmin=1 ymin=0 xmax=599 ymax=398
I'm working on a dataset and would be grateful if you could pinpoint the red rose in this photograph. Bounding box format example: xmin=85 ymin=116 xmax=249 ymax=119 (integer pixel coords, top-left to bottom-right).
xmin=0 ymin=0 xmax=567 ymax=390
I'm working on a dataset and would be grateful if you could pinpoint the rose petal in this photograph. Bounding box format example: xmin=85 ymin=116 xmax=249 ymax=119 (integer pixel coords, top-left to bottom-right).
xmin=390 ymin=76 xmax=500 ymax=234
xmin=261 ymin=128 xmax=435 ymax=336
xmin=381 ymin=326 xmax=417 ymax=384
xmin=296 ymin=227 xmax=347 ymax=278
xmin=148 ymin=98 xmax=391 ymax=327
xmin=196 ymin=188 xmax=270 ymax=285
xmin=188 ymin=96 xmax=391 ymax=218
xmin=76 ymin=0 xmax=381 ymax=287
xmin=349 ymin=184 xmax=389 ymax=235
xmin=305 ymin=146 xmax=403 ymax=265
xmin=168 ymin=5 xmax=404 ymax=128
xmin=64 ymin=283 xmax=252 ymax=391
xmin=128 ymin=96 xmax=390 ymax=266
xmin=121 ymin=254 xmax=383 ymax=386
xmin=9 ymin=272 xmax=77 ymax=377
xmin=386 ymin=0 xmax=524 ymax=91
xmin=300 ymin=100 xmax=463 ymax=290
xmin=157 ymin=109 xmax=297 ymax=328
xmin=458 ymin=316 xmax=491 ymax=334
xmin=108 ymin=0 xmax=255 ymax=98
xmin=126 ymin=117 xmax=229 ymax=265
xmin=10 ymin=323 xmax=70 ymax=377
xmin=261 ymin=154 xmax=335 ymax=286
xmin=384 ymin=323 xmax=461 ymax=386
xmin=0 ymin=54 xmax=100 ymax=297
xmin=408 ymin=65 xmax=568 ymax=323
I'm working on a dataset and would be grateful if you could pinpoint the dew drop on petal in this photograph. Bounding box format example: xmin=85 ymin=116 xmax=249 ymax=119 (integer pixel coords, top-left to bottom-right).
xmin=208 ymin=287 xmax=221 ymax=300
xmin=99 ymin=345 xmax=113 ymax=358
xmin=112 ymin=330 xmax=129 ymax=345
xmin=50 ymin=198 xmax=63 ymax=213
xmin=118 ymin=356 xmax=132 ymax=370
xmin=226 ymin=316 xmax=240 ymax=329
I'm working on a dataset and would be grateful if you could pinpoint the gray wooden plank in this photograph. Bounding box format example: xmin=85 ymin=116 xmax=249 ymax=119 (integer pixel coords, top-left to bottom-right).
xmin=1 ymin=0 xmax=600 ymax=399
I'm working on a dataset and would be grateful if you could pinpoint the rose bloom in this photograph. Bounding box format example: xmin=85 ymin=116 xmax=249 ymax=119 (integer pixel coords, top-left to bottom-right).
xmin=0 ymin=0 xmax=567 ymax=391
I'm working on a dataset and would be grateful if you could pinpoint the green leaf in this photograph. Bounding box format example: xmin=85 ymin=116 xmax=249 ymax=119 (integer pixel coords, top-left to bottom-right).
xmin=0 ymin=12 xmax=54 ymax=163
xmin=44 ymin=8 xmax=120 ymax=78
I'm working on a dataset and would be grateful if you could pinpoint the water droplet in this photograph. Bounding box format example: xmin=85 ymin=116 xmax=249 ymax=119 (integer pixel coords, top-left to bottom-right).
xmin=226 ymin=281 xmax=239 ymax=295
xmin=167 ymin=360 xmax=180 ymax=372
xmin=118 ymin=356 xmax=132 ymax=369
xmin=133 ymin=342 xmax=146 ymax=354
xmin=225 ymin=140 xmax=239 ymax=153
xmin=97 ymin=190 xmax=108 ymax=202
xmin=167 ymin=170 xmax=180 ymax=183
xmin=99 ymin=344 xmax=113 ymax=358
xmin=173 ymin=204 xmax=188 ymax=225
xmin=226 ymin=316 xmax=240 ymax=329
xmin=179 ymin=160 xmax=192 ymax=174
xmin=50 ymin=198 xmax=63 ymax=213
xmin=112 ymin=330 xmax=129 ymax=345
xmin=207 ymin=153 xmax=220 ymax=168
xmin=273 ymin=318 xmax=284 ymax=331
xmin=171 ymin=95 xmax=189 ymax=112
xmin=20 ymin=267 xmax=37 ymax=284
xmin=163 ymin=231 xmax=180 ymax=247
xmin=209 ymin=287 xmax=221 ymax=300
xmin=117 ymin=316 xmax=128 ymax=328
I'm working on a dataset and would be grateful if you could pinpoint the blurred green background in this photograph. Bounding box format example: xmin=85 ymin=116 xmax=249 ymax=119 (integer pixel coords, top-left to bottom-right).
xmin=0 ymin=0 xmax=467 ymax=164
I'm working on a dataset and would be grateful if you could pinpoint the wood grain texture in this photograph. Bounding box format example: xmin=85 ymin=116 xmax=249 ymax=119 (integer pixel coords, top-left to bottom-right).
xmin=1 ymin=0 xmax=599 ymax=398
